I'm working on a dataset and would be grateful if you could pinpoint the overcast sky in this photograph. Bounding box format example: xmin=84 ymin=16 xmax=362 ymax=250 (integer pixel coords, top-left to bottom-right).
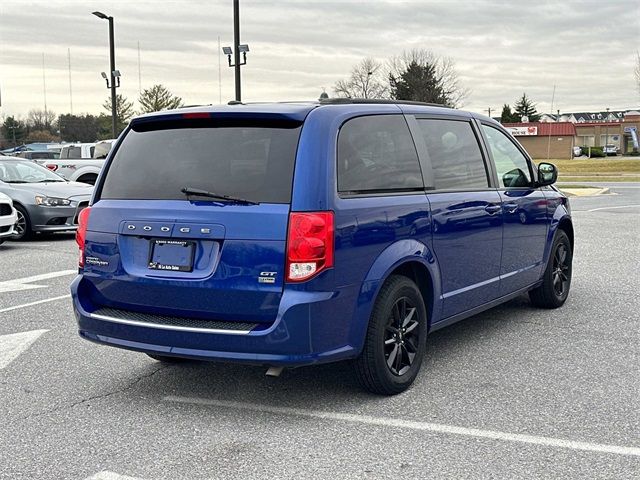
xmin=0 ymin=0 xmax=638 ymax=119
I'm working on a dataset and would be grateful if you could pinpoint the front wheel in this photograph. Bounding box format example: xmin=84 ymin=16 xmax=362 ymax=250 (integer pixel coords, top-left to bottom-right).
xmin=529 ymin=230 xmax=572 ymax=308
xmin=355 ymin=275 xmax=427 ymax=395
xmin=11 ymin=205 xmax=33 ymax=241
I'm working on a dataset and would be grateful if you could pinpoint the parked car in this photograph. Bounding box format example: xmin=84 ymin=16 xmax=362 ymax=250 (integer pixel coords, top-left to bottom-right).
xmin=0 ymin=192 xmax=17 ymax=245
xmin=16 ymin=150 xmax=59 ymax=161
xmin=0 ymin=157 xmax=92 ymax=240
xmin=72 ymin=100 xmax=573 ymax=395
xmin=603 ymin=144 xmax=618 ymax=156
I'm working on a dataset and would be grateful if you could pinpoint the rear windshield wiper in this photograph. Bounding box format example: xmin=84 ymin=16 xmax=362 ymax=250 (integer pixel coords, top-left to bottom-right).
xmin=181 ymin=187 xmax=258 ymax=205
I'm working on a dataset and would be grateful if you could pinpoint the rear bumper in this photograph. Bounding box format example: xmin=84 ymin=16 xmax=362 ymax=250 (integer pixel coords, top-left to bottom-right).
xmin=71 ymin=275 xmax=359 ymax=367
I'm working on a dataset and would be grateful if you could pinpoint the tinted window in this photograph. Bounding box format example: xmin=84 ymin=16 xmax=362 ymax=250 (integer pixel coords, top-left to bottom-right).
xmin=61 ymin=146 xmax=81 ymax=159
xmin=337 ymin=115 xmax=423 ymax=193
xmin=101 ymin=120 xmax=301 ymax=204
xmin=417 ymin=119 xmax=488 ymax=190
xmin=482 ymin=125 xmax=532 ymax=188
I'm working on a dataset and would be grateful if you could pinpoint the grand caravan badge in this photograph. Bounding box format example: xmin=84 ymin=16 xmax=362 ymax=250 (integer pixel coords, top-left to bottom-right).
xmin=258 ymin=272 xmax=277 ymax=284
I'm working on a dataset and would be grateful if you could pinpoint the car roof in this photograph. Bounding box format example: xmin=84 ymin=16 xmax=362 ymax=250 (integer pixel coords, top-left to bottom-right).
xmin=130 ymin=99 xmax=499 ymax=126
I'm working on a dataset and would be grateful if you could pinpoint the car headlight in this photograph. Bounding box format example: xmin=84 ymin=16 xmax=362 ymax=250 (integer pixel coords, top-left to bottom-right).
xmin=35 ymin=195 xmax=71 ymax=206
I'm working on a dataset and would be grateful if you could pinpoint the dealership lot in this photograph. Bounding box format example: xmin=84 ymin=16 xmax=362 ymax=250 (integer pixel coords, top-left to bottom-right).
xmin=0 ymin=186 xmax=638 ymax=479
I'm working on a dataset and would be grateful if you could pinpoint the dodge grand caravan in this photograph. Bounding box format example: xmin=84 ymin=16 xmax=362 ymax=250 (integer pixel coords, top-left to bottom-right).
xmin=72 ymin=99 xmax=573 ymax=395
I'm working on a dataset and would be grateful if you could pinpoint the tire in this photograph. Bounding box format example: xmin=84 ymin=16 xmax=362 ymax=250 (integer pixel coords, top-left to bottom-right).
xmin=11 ymin=205 xmax=33 ymax=241
xmin=355 ymin=275 xmax=428 ymax=395
xmin=529 ymin=230 xmax=572 ymax=308
xmin=146 ymin=353 xmax=193 ymax=364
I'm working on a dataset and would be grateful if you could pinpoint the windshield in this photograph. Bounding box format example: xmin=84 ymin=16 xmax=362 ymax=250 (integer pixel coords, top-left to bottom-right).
xmin=100 ymin=118 xmax=302 ymax=203
xmin=0 ymin=160 xmax=65 ymax=183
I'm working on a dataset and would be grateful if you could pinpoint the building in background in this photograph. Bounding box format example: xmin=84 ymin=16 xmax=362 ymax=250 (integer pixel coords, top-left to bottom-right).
xmin=504 ymin=110 xmax=640 ymax=158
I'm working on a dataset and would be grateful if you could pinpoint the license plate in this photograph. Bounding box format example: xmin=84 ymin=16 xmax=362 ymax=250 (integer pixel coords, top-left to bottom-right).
xmin=148 ymin=239 xmax=195 ymax=272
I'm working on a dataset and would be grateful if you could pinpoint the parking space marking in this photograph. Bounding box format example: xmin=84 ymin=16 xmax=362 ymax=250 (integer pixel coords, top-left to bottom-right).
xmin=575 ymin=204 xmax=640 ymax=213
xmin=0 ymin=269 xmax=76 ymax=293
xmin=164 ymin=396 xmax=640 ymax=458
xmin=85 ymin=472 xmax=142 ymax=480
xmin=0 ymin=294 xmax=71 ymax=314
xmin=0 ymin=329 xmax=49 ymax=370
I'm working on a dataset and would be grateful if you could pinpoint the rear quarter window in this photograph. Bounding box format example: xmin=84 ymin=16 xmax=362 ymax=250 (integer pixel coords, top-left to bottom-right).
xmin=100 ymin=119 xmax=302 ymax=204
xmin=337 ymin=115 xmax=423 ymax=194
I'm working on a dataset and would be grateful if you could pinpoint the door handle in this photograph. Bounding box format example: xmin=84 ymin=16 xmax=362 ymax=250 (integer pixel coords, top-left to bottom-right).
xmin=484 ymin=205 xmax=501 ymax=215
xmin=504 ymin=203 xmax=519 ymax=214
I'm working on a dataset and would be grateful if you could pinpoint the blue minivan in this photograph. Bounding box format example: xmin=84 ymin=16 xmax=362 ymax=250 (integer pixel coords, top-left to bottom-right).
xmin=72 ymin=99 xmax=573 ymax=395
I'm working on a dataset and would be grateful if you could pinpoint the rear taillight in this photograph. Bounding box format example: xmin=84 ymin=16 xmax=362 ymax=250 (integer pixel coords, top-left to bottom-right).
xmin=45 ymin=164 xmax=58 ymax=171
xmin=76 ymin=207 xmax=92 ymax=268
xmin=286 ymin=211 xmax=334 ymax=282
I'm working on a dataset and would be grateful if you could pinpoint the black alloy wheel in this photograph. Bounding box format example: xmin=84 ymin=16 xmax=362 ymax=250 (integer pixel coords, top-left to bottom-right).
xmin=552 ymin=243 xmax=570 ymax=298
xmin=355 ymin=275 xmax=427 ymax=395
xmin=384 ymin=297 xmax=420 ymax=376
xmin=529 ymin=230 xmax=572 ymax=308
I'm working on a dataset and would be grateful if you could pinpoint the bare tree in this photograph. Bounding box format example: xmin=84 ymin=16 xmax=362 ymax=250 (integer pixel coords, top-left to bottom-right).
xmin=389 ymin=49 xmax=469 ymax=108
xmin=333 ymin=58 xmax=389 ymax=99
xmin=27 ymin=109 xmax=57 ymax=132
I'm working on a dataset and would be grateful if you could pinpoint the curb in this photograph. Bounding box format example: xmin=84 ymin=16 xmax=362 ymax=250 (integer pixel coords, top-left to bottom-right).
xmin=558 ymin=187 xmax=610 ymax=197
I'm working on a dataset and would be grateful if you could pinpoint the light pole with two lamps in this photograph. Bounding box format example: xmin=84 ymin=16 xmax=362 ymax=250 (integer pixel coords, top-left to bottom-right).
xmin=222 ymin=0 xmax=249 ymax=102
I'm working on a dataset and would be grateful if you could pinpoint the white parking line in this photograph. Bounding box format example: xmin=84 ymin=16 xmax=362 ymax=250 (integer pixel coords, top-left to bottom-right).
xmin=584 ymin=204 xmax=640 ymax=212
xmin=164 ymin=396 xmax=640 ymax=458
xmin=0 ymin=294 xmax=71 ymax=314
xmin=84 ymin=472 xmax=142 ymax=480
xmin=0 ymin=269 xmax=76 ymax=293
xmin=0 ymin=329 xmax=49 ymax=370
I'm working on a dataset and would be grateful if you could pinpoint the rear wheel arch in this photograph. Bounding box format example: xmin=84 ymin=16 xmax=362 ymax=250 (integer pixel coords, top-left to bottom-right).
xmin=76 ymin=173 xmax=98 ymax=185
xmin=388 ymin=261 xmax=434 ymax=329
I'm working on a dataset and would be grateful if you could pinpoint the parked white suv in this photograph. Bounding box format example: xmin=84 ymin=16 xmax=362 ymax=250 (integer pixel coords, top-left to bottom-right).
xmin=0 ymin=192 xmax=17 ymax=244
xmin=603 ymin=144 xmax=618 ymax=156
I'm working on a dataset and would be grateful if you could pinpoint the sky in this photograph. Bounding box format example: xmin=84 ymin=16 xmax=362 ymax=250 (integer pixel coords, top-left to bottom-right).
xmin=0 ymin=0 xmax=639 ymax=120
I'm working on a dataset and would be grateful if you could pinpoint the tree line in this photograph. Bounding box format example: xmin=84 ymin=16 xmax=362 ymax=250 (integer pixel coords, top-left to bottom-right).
xmin=1 ymin=84 xmax=183 ymax=147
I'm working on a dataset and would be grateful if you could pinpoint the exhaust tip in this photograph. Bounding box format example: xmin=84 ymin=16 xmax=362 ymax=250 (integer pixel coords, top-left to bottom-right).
xmin=265 ymin=366 xmax=284 ymax=377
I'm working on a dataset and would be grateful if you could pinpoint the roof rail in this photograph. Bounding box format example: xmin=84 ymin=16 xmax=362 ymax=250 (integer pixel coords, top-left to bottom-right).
xmin=318 ymin=97 xmax=451 ymax=108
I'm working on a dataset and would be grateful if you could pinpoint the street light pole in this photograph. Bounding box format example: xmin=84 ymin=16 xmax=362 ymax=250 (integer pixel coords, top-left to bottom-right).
xmin=222 ymin=1 xmax=249 ymax=104
xmin=108 ymin=16 xmax=117 ymax=138
xmin=233 ymin=0 xmax=241 ymax=101
xmin=93 ymin=11 xmax=118 ymax=138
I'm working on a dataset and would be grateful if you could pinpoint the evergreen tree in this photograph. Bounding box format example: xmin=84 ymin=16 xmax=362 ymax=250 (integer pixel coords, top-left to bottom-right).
xmin=1 ymin=116 xmax=27 ymax=146
xmin=138 ymin=84 xmax=184 ymax=113
xmin=102 ymin=94 xmax=135 ymax=135
xmin=500 ymin=104 xmax=519 ymax=123
xmin=390 ymin=61 xmax=447 ymax=105
xmin=514 ymin=93 xmax=540 ymax=122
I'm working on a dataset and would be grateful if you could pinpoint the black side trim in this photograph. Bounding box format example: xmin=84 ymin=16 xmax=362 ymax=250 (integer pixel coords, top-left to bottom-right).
xmin=429 ymin=282 xmax=543 ymax=333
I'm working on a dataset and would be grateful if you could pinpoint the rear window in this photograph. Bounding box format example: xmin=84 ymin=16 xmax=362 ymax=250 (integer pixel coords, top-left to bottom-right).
xmin=100 ymin=119 xmax=302 ymax=204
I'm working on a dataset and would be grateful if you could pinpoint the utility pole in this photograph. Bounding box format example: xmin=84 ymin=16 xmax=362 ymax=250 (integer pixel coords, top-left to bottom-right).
xmin=42 ymin=53 xmax=47 ymax=115
xmin=137 ymin=41 xmax=142 ymax=95
xmin=68 ymin=48 xmax=73 ymax=114
xmin=233 ymin=0 xmax=241 ymax=101
xmin=218 ymin=36 xmax=222 ymax=104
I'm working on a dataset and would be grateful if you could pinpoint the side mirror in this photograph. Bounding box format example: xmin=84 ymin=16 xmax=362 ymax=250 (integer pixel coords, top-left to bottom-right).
xmin=537 ymin=162 xmax=558 ymax=186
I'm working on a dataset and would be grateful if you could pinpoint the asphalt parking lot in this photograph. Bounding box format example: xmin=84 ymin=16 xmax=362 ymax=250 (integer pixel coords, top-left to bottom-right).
xmin=1 ymin=185 xmax=638 ymax=480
